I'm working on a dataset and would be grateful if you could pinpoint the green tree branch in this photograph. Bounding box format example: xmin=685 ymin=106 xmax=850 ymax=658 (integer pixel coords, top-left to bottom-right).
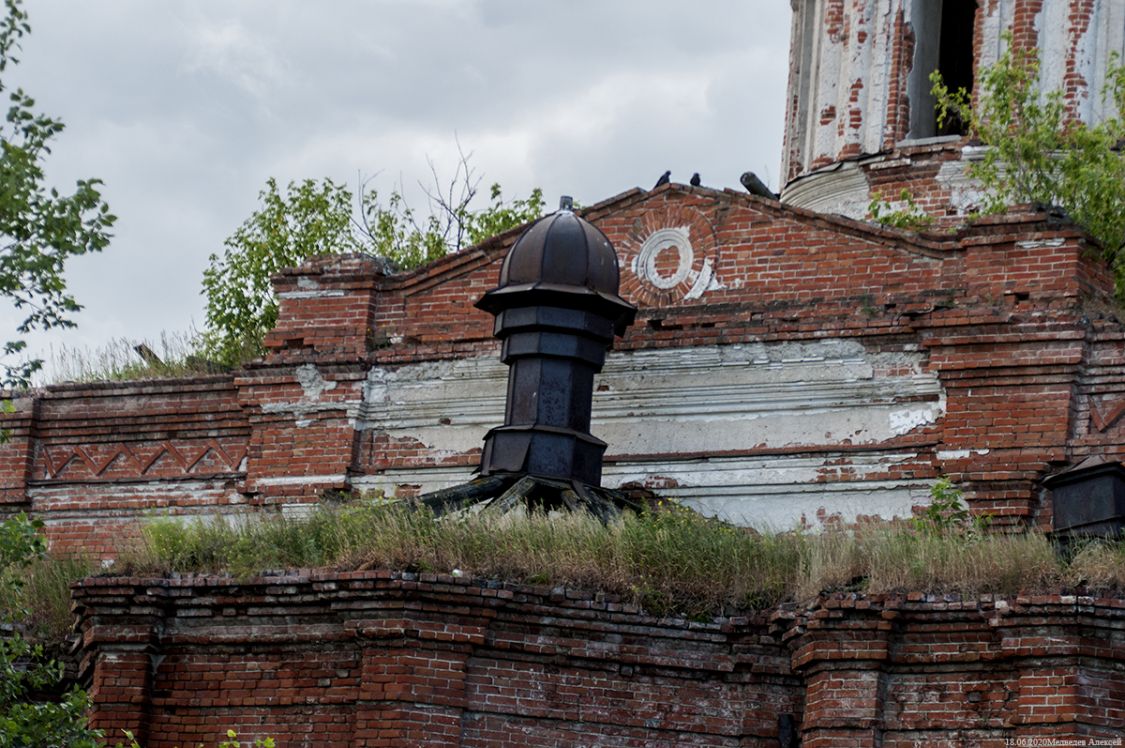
xmin=0 ymin=0 xmax=115 ymax=387
xmin=202 ymin=160 xmax=543 ymax=367
xmin=932 ymin=37 xmax=1125 ymax=294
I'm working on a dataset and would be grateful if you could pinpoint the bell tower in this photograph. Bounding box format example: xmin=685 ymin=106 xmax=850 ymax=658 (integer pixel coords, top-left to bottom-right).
xmin=779 ymin=0 xmax=1125 ymax=222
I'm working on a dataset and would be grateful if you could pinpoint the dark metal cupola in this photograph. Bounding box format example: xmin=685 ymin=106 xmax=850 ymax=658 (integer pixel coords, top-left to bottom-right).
xmin=476 ymin=197 xmax=636 ymax=486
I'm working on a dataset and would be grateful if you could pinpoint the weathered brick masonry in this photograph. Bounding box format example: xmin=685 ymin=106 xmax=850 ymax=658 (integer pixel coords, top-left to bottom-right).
xmin=4 ymin=0 xmax=1124 ymax=551
xmin=7 ymin=1 xmax=1121 ymax=744
xmin=73 ymin=572 xmax=1124 ymax=747
xmin=781 ymin=0 xmax=1125 ymax=223
xmin=4 ymin=185 xmax=1125 ymax=552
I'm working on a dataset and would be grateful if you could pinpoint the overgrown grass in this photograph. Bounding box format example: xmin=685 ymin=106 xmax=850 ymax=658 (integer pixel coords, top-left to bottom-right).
xmin=40 ymin=329 xmax=225 ymax=385
xmin=105 ymin=501 xmax=1125 ymax=620
xmin=0 ymin=553 xmax=96 ymax=644
xmin=3 ymin=504 xmax=1123 ymax=636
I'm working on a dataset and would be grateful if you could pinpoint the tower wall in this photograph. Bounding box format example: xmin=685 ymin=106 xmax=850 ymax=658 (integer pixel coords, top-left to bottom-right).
xmin=780 ymin=0 xmax=1125 ymax=221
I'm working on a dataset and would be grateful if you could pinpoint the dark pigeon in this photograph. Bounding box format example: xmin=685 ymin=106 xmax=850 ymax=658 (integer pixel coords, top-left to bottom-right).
xmin=653 ymin=170 xmax=671 ymax=189
xmin=689 ymin=173 xmax=701 ymax=186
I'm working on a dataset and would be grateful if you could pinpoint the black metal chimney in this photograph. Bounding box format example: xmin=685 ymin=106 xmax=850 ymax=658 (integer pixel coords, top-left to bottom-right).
xmin=476 ymin=198 xmax=636 ymax=486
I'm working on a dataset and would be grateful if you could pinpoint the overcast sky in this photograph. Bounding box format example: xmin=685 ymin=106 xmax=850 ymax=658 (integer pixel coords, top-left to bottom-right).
xmin=6 ymin=0 xmax=792 ymax=381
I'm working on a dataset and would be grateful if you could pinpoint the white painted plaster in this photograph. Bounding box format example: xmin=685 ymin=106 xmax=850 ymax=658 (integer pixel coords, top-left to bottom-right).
xmin=260 ymin=364 xmax=360 ymax=422
xmin=977 ymin=0 xmax=1015 ymax=72
xmin=787 ymin=0 xmax=904 ymax=175
xmin=354 ymin=453 xmax=932 ymax=531
xmin=279 ymin=503 xmax=317 ymax=519
xmin=296 ymin=364 xmax=337 ymax=399
xmin=936 ymin=448 xmax=990 ymax=460
xmin=1035 ymin=1 xmax=1075 ymax=101
xmin=863 ymin=0 xmax=895 ymax=154
xmin=351 ymin=465 xmax=474 ymax=494
xmin=1033 ymin=0 xmax=1107 ymax=103
xmin=277 ymin=289 xmax=346 ymax=299
xmin=254 ymin=474 xmax=348 ymax=487
xmin=1088 ymin=1 xmax=1125 ymax=122
xmin=29 ymin=481 xmax=250 ymax=521
xmin=812 ymin=8 xmax=844 ymax=168
xmin=31 ymin=480 xmax=240 ymax=501
xmin=780 ymin=161 xmax=872 ymax=219
xmin=935 ymin=152 xmax=986 ymax=215
xmin=357 ymin=340 xmax=946 ymax=527
xmin=679 ymin=480 xmax=929 ymax=531
xmin=1016 ymin=238 xmax=1067 ymax=250
xmin=682 ymin=258 xmax=718 ymax=300
xmin=634 ymin=226 xmax=694 ymax=289
xmin=783 ymin=0 xmax=1124 ymax=214
xmin=360 ymin=341 xmax=944 ymax=457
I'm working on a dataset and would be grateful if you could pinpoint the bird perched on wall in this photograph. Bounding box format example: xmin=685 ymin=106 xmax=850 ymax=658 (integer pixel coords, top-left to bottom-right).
xmin=653 ymin=170 xmax=671 ymax=189
xmin=689 ymin=173 xmax=701 ymax=186
xmin=739 ymin=171 xmax=777 ymax=199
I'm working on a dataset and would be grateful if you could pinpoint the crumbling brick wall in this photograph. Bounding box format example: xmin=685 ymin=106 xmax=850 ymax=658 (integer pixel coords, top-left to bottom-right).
xmin=3 ymin=186 xmax=1125 ymax=554
xmin=780 ymin=0 xmax=1125 ymax=223
xmin=73 ymin=572 xmax=1125 ymax=747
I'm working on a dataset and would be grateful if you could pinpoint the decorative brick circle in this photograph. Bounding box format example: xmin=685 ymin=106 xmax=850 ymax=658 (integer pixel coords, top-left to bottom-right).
xmin=619 ymin=205 xmax=719 ymax=307
xmin=638 ymin=228 xmax=694 ymax=289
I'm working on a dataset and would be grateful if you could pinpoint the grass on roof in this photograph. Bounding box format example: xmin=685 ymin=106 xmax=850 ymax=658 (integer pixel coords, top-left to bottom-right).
xmin=116 ymin=498 xmax=1123 ymax=616
xmin=4 ymin=499 xmax=1123 ymax=645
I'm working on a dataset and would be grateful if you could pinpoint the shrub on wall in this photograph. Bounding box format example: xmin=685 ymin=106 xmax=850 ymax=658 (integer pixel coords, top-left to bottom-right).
xmin=932 ymin=37 xmax=1125 ymax=294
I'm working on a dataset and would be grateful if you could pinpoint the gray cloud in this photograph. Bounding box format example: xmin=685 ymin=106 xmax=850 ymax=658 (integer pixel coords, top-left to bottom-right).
xmin=2 ymin=0 xmax=792 ymax=379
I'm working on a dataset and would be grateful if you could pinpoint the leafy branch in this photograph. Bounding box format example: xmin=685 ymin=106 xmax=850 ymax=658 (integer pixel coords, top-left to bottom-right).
xmin=931 ymin=36 xmax=1125 ymax=295
xmin=867 ymin=189 xmax=936 ymax=231
xmin=0 ymin=0 xmax=115 ymax=387
xmin=201 ymin=152 xmax=544 ymax=367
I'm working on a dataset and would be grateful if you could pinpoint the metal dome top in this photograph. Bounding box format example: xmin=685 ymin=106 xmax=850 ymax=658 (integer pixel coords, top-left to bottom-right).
xmin=497 ymin=205 xmax=620 ymax=295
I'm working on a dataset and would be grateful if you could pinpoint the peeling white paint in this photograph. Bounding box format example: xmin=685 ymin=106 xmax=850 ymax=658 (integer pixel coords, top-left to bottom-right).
xmin=682 ymin=482 xmax=927 ymax=531
xmin=633 ymin=226 xmax=694 ymax=289
xmin=360 ymin=341 xmax=944 ymax=458
xmin=277 ymin=290 xmax=346 ymax=299
xmin=254 ymin=474 xmax=347 ymax=486
xmin=356 ymin=340 xmax=945 ymax=526
xmin=781 ymin=162 xmax=872 ymax=219
xmin=29 ymin=481 xmax=249 ymax=523
xmin=279 ymin=503 xmax=317 ymax=519
xmin=783 ymin=0 xmax=1121 ymax=214
xmin=354 ymin=453 xmax=932 ymax=530
xmin=888 ymin=397 xmax=944 ymax=433
xmin=630 ymin=224 xmax=723 ymax=301
xmin=260 ymin=364 xmax=360 ymax=421
xmin=1035 ymin=0 xmax=1073 ymax=100
xmin=296 ymin=364 xmax=337 ymax=399
xmin=284 ymin=276 xmax=346 ymax=298
xmin=935 ymin=155 xmax=986 ymax=215
xmin=978 ymin=0 xmax=1015 ymax=71
xmin=1017 ymin=238 xmax=1067 ymax=250
xmin=351 ymin=465 xmax=474 ymax=497
xmin=936 ymin=448 xmax=990 ymax=460
xmin=683 ymin=257 xmax=722 ymax=300
xmin=1088 ymin=2 xmax=1125 ymax=122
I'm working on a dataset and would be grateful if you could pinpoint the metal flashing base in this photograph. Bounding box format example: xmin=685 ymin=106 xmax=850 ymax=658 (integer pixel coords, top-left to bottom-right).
xmin=418 ymin=473 xmax=641 ymax=523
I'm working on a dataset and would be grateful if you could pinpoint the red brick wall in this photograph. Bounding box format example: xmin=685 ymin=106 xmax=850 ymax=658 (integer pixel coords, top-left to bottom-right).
xmin=73 ymin=573 xmax=1124 ymax=747
xmin=0 ymin=377 xmax=250 ymax=559
xmin=2 ymin=186 xmax=1122 ymax=551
